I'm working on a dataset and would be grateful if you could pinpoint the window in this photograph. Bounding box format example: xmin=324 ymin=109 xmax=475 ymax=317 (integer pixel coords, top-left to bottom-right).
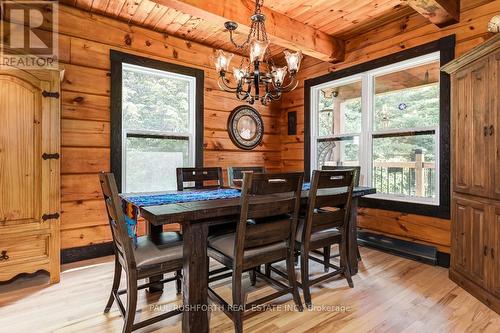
xmin=312 ymin=53 xmax=439 ymax=204
xmin=306 ymin=36 xmax=454 ymax=218
xmin=111 ymin=51 xmax=204 ymax=192
xmin=314 ymin=79 xmax=362 ymax=170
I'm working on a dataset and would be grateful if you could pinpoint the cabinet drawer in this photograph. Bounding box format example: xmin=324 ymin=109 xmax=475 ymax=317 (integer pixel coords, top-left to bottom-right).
xmin=0 ymin=234 xmax=50 ymax=267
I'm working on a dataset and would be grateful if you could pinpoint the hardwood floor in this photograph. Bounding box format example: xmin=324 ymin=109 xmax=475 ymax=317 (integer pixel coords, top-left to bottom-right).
xmin=0 ymin=247 xmax=499 ymax=333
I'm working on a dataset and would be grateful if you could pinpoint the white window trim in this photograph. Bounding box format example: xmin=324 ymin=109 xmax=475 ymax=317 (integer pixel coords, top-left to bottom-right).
xmin=310 ymin=52 xmax=440 ymax=206
xmin=121 ymin=63 xmax=197 ymax=192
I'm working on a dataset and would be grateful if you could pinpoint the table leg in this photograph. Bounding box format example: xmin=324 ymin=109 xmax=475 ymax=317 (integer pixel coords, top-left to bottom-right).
xmin=347 ymin=197 xmax=359 ymax=275
xmin=182 ymin=221 xmax=209 ymax=333
xmin=147 ymin=222 xmax=164 ymax=293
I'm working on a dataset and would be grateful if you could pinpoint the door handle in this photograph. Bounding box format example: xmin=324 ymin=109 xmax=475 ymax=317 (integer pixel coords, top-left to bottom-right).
xmin=484 ymin=126 xmax=488 ymax=136
xmin=489 ymin=125 xmax=494 ymax=136
xmin=491 ymin=248 xmax=495 ymax=259
xmin=483 ymin=246 xmax=488 ymax=256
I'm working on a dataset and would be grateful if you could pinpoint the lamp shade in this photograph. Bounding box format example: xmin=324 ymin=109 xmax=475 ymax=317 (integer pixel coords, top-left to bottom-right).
xmin=272 ymin=66 xmax=287 ymax=85
xmin=233 ymin=67 xmax=247 ymax=83
xmin=250 ymin=38 xmax=269 ymax=63
xmin=284 ymin=50 xmax=303 ymax=72
xmin=214 ymin=50 xmax=233 ymax=73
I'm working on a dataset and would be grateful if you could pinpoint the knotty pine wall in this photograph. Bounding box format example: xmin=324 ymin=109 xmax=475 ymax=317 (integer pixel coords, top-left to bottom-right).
xmin=279 ymin=0 xmax=500 ymax=253
xmin=56 ymin=5 xmax=281 ymax=249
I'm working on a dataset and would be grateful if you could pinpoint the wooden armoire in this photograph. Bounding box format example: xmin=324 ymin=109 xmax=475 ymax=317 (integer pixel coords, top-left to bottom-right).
xmin=0 ymin=67 xmax=61 ymax=283
xmin=442 ymin=34 xmax=500 ymax=314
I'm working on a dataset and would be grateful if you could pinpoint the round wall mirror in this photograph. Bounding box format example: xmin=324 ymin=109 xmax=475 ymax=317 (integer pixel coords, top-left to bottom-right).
xmin=227 ymin=105 xmax=264 ymax=150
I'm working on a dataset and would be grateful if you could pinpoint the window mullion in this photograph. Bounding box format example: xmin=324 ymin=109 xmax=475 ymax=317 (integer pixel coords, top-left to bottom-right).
xmin=361 ymin=72 xmax=373 ymax=187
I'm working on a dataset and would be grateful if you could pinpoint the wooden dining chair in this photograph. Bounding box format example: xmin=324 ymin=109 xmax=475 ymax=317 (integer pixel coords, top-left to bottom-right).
xmin=99 ymin=172 xmax=183 ymax=333
xmin=321 ymin=165 xmax=362 ymax=264
xmin=227 ymin=166 xmax=266 ymax=187
xmin=207 ymin=172 xmax=304 ymax=333
xmin=298 ymin=169 xmax=355 ymax=307
xmin=177 ymin=166 xmax=236 ymax=238
xmin=176 ymin=167 xmax=224 ymax=191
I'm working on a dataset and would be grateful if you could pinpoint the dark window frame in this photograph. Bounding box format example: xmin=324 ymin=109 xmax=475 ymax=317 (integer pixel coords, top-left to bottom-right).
xmin=110 ymin=50 xmax=204 ymax=192
xmin=304 ymin=35 xmax=455 ymax=219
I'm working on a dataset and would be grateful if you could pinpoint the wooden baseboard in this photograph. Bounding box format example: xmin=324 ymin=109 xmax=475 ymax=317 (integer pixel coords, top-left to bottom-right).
xmin=61 ymin=242 xmax=114 ymax=264
xmin=449 ymin=268 xmax=500 ymax=315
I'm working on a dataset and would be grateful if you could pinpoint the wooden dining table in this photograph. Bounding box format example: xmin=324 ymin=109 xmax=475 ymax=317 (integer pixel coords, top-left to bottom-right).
xmin=125 ymin=185 xmax=376 ymax=333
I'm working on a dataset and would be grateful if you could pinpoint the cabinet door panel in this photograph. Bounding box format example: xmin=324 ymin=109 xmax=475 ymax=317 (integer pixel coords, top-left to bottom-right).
xmin=0 ymin=75 xmax=46 ymax=228
xmin=490 ymin=51 xmax=500 ymax=199
xmin=490 ymin=204 xmax=500 ymax=298
xmin=452 ymin=197 xmax=488 ymax=287
xmin=469 ymin=58 xmax=490 ymax=197
xmin=451 ymin=199 xmax=468 ymax=271
xmin=452 ymin=70 xmax=472 ymax=194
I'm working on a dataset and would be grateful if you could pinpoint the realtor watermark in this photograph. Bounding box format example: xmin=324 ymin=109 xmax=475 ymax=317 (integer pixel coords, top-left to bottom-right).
xmin=0 ymin=0 xmax=58 ymax=69
xmin=150 ymin=303 xmax=352 ymax=313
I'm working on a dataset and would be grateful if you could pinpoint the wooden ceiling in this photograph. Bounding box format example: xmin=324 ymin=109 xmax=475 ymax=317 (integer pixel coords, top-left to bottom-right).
xmin=61 ymin=0 xmax=461 ymax=62
xmin=60 ymin=0 xmax=285 ymax=57
xmin=265 ymin=0 xmax=405 ymax=36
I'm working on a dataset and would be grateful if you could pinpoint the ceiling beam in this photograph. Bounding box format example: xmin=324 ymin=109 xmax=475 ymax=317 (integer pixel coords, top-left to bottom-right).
xmin=406 ymin=0 xmax=460 ymax=27
xmin=151 ymin=0 xmax=345 ymax=62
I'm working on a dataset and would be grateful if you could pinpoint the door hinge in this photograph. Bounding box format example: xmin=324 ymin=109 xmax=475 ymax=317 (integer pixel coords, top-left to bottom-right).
xmin=42 ymin=153 xmax=60 ymax=160
xmin=42 ymin=212 xmax=60 ymax=221
xmin=42 ymin=90 xmax=60 ymax=99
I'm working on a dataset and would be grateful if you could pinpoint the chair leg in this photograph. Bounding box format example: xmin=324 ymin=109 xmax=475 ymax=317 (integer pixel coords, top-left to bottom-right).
xmin=323 ymin=246 xmax=331 ymax=273
xmin=175 ymin=270 xmax=182 ymax=295
xmin=294 ymin=253 xmax=299 ymax=266
xmin=286 ymin=251 xmax=303 ymax=312
xmin=357 ymin=246 xmax=362 ymax=261
xmin=104 ymin=256 xmax=122 ymax=313
xmin=300 ymin=246 xmax=312 ymax=308
xmin=340 ymin=237 xmax=354 ymax=288
xmin=249 ymin=269 xmax=256 ymax=286
xmin=264 ymin=263 xmax=271 ymax=277
xmin=122 ymin=273 xmax=138 ymax=333
xmin=232 ymin=268 xmax=244 ymax=333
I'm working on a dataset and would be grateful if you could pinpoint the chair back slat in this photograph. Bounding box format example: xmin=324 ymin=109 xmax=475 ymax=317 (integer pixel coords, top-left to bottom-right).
xmin=247 ymin=197 xmax=296 ymax=219
xmin=310 ymin=208 xmax=345 ymax=233
xmin=322 ymin=165 xmax=361 ymax=187
xmin=99 ymin=172 xmax=136 ymax=268
xmin=227 ymin=166 xmax=266 ymax=187
xmin=301 ymin=170 xmax=354 ymax=242
xmin=234 ymin=172 xmax=303 ymax=257
xmin=176 ymin=167 xmax=223 ymax=191
xmin=316 ymin=170 xmax=353 ymax=189
xmin=244 ymin=217 xmax=292 ymax=248
xmin=313 ymin=192 xmax=350 ymax=209
xmin=246 ymin=172 xmax=302 ymax=195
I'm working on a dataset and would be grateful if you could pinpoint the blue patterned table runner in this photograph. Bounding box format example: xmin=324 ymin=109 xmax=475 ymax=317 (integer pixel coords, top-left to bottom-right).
xmin=121 ymin=184 xmax=311 ymax=240
xmin=123 ymin=183 xmax=311 ymax=208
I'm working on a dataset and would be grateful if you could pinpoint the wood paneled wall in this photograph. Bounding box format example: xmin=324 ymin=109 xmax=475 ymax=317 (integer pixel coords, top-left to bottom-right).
xmin=279 ymin=0 xmax=500 ymax=254
xmin=55 ymin=5 xmax=281 ymax=249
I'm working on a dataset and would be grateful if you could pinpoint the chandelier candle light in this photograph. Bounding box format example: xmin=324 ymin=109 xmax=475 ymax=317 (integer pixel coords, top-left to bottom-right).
xmin=213 ymin=0 xmax=302 ymax=105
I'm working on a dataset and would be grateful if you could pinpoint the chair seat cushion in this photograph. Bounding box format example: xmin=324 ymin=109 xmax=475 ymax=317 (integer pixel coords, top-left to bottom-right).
xmin=208 ymin=232 xmax=287 ymax=261
xmin=133 ymin=233 xmax=183 ymax=270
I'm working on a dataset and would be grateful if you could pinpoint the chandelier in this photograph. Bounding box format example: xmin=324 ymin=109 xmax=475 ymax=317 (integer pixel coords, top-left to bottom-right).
xmin=213 ymin=0 xmax=302 ymax=105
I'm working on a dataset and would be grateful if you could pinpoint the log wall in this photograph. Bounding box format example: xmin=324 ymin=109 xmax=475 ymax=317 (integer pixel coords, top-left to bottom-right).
xmin=279 ymin=0 xmax=500 ymax=253
xmin=56 ymin=5 xmax=281 ymax=249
